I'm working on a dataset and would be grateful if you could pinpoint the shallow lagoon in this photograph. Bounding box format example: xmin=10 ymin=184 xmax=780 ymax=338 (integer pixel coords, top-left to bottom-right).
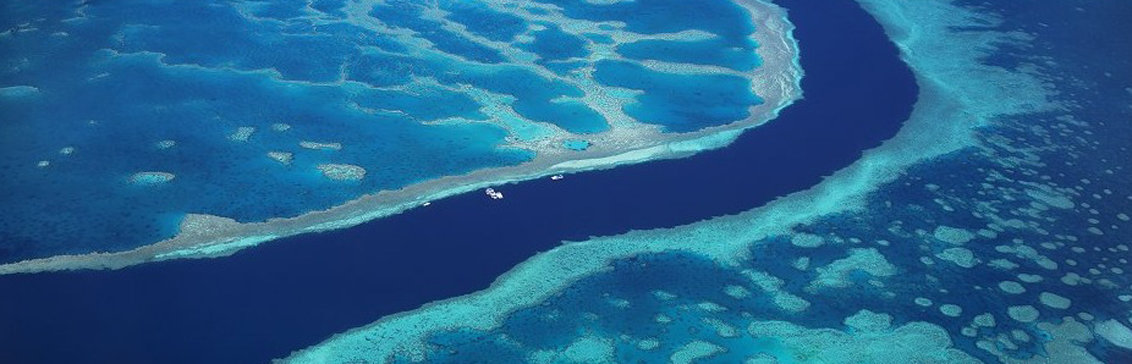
xmin=0 ymin=0 xmax=786 ymax=265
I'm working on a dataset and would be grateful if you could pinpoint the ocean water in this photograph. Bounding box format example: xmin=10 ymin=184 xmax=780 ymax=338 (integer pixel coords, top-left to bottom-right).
xmin=1 ymin=0 xmax=1128 ymax=363
xmin=0 ymin=0 xmax=770 ymax=264
xmin=0 ymin=0 xmax=910 ymax=362
xmin=284 ymin=0 xmax=1132 ymax=363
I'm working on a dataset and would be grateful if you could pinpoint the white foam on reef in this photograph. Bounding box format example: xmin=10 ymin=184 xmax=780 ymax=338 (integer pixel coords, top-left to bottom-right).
xmin=272 ymin=0 xmax=1076 ymax=361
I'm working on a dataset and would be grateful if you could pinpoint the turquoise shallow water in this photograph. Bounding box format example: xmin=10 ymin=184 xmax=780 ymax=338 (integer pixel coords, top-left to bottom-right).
xmin=619 ymin=37 xmax=762 ymax=72
xmin=0 ymin=0 xmax=769 ymax=264
xmin=4 ymin=0 xmax=1127 ymax=362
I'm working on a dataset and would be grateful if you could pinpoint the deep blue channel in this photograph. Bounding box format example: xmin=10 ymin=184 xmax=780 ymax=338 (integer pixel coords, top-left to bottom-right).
xmin=0 ymin=1 xmax=916 ymax=363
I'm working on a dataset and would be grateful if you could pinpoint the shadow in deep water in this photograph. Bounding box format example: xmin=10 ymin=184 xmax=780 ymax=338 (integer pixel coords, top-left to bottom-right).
xmin=0 ymin=1 xmax=916 ymax=363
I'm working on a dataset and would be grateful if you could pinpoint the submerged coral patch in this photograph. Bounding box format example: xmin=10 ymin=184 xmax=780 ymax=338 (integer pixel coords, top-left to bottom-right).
xmin=129 ymin=171 xmax=175 ymax=185
xmin=281 ymin=0 xmax=1132 ymax=362
xmin=0 ymin=0 xmax=798 ymax=268
xmin=317 ymin=164 xmax=366 ymax=181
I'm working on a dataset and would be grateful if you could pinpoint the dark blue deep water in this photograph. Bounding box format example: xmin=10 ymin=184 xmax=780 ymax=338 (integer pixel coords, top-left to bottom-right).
xmin=0 ymin=1 xmax=918 ymax=363
xmin=384 ymin=1 xmax=1132 ymax=363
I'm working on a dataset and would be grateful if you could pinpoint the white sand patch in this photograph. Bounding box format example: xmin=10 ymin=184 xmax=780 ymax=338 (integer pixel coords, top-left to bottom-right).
xmin=229 ymin=126 xmax=256 ymax=142
xmin=129 ymin=171 xmax=175 ymax=185
xmin=317 ymin=164 xmax=366 ymax=181
xmin=300 ymin=141 xmax=342 ymax=151
xmin=267 ymin=151 xmax=293 ymax=165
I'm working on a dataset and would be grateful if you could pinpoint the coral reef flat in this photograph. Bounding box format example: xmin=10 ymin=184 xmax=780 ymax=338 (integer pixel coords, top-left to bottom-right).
xmin=1 ymin=0 xmax=897 ymax=362
xmin=0 ymin=0 xmax=800 ymax=273
xmin=281 ymin=0 xmax=1132 ymax=363
xmin=0 ymin=0 xmax=1129 ymax=363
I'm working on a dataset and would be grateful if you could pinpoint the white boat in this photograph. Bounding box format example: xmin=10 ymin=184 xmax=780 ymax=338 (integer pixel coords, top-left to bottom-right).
xmin=485 ymin=188 xmax=504 ymax=200
xmin=551 ymin=174 xmax=564 ymax=181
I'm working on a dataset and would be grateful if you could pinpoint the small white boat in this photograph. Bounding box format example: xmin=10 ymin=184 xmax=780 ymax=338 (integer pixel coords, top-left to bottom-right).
xmin=485 ymin=188 xmax=504 ymax=200
xmin=550 ymin=174 xmax=564 ymax=181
